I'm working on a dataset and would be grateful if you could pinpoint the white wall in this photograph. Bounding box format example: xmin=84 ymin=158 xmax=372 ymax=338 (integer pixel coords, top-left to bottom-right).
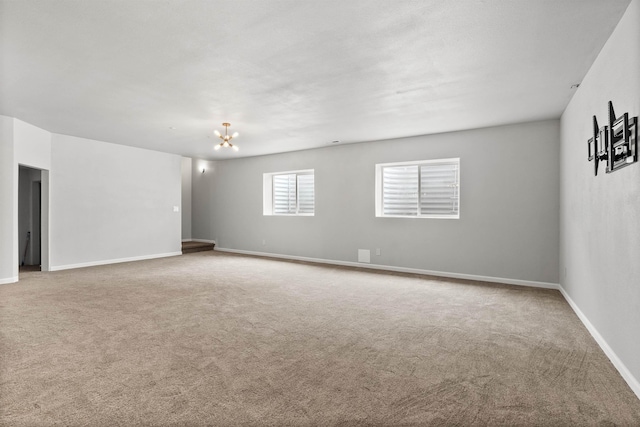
xmin=0 ymin=117 xmax=48 ymax=281
xmin=50 ymin=134 xmax=182 ymax=269
xmin=15 ymin=118 xmax=52 ymax=170
xmin=181 ymin=157 xmax=193 ymax=240
xmin=2 ymin=116 xmax=183 ymax=279
xmin=0 ymin=116 xmax=17 ymax=283
xmin=560 ymin=0 xmax=640 ymax=396
xmin=193 ymin=120 xmax=560 ymax=285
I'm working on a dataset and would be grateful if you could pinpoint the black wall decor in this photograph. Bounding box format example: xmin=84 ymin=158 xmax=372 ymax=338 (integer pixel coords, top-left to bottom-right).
xmin=588 ymin=101 xmax=638 ymax=176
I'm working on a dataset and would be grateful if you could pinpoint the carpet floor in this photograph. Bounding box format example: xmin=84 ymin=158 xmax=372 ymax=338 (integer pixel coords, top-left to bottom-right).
xmin=1 ymin=251 xmax=639 ymax=426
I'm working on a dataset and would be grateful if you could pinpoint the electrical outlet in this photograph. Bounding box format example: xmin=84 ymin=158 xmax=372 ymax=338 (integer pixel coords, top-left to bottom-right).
xmin=376 ymin=248 xmax=381 ymax=256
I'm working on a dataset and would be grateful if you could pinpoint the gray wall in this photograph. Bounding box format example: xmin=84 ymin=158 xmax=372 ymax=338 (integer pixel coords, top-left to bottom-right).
xmin=50 ymin=134 xmax=182 ymax=268
xmin=560 ymin=0 xmax=640 ymax=392
xmin=192 ymin=159 xmax=216 ymax=241
xmin=193 ymin=119 xmax=560 ymax=284
xmin=181 ymin=157 xmax=193 ymax=240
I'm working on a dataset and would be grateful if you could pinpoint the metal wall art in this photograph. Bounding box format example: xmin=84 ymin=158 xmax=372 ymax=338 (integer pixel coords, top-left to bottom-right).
xmin=588 ymin=101 xmax=638 ymax=176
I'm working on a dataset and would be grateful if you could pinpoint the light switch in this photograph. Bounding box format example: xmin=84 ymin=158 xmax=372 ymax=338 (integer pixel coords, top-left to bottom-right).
xmin=173 ymin=206 xmax=180 ymax=212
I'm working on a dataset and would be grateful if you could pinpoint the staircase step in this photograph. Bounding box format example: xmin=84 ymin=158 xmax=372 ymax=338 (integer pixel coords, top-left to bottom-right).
xmin=182 ymin=241 xmax=215 ymax=254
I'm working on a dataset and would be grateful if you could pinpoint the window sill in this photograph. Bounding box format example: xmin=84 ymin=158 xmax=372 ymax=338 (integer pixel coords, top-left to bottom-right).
xmin=376 ymin=214 xmax=459 ymax=220
xmin=264 ymin=213 xmax=315 ymax=217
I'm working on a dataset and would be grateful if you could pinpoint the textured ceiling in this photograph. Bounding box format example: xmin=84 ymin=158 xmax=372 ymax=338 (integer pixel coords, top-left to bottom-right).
xmin=0 ymin=0 xmax=632 ymax=159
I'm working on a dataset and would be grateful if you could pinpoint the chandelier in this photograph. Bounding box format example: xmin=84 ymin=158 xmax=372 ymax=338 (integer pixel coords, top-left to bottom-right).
xmin=214 ymin=122 xmax=239 ymax=151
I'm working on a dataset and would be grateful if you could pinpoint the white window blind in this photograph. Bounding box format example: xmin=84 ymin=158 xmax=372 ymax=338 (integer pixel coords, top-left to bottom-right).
xmin=297 ymin=173 xmax=315 ymax=214
xmin=382 ymin=165 xmax=419 ymax=216
xmin=419 ymin=162 xmax=459 ymax=216
xmin=268 ymin=171 xmax=315 ymax=215
xmin=273 ymin=174 xmax=297 ymax=214
xmin=377 ymin=158 xmax=459 ymax=219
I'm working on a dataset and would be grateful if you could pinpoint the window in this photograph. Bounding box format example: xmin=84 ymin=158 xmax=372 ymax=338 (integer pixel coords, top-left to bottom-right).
xmin=375 ymin=158 xmax=459 ymax=219
xmin=263 ymin=169 xmax=314 ymax=215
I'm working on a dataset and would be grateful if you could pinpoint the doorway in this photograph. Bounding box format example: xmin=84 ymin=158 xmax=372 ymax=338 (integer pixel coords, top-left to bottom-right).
xmin=18 ymin=165 xmax=42 ymax=272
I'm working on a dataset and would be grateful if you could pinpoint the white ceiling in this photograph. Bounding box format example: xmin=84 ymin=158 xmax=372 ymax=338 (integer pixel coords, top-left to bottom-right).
xmin=0 ymin=0 xmax=631 ymax=160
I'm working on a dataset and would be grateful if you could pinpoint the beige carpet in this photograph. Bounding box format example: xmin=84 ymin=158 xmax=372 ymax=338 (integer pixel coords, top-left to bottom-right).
xmin=1 ymin=251 xmax=639 ymax=426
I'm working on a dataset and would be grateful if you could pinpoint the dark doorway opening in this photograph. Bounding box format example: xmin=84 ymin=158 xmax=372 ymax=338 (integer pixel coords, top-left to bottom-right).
xmin=18 ymin=165 xmax=42 ymax=272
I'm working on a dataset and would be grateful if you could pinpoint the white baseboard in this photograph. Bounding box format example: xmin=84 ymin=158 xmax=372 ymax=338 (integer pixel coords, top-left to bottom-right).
xmin=0 ymin=276 xmax=19 ymax=285
xmin=558 ymin=286 xmax=640 ymax=401
xmin=214 ymin=247 xmax=559 ymax=290
xmin=49 ymin=251 xmax=183 ymax=272
xmin=181 ymin=239 xmax=192 ymax=242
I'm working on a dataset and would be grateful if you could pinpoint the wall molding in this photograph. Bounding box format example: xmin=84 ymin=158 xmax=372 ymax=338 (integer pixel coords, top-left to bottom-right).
xmin=0 ymin=276 xmax=19 ymax=285
xmin=215 ymin=247 xmax=559 ymax=290
xmin=559 ymin=286 xmax=640 ymax=401
xmin=49 ymin=251 xmax=182 ymax=272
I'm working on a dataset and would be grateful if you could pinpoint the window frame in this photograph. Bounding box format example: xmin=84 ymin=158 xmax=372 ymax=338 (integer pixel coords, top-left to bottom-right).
xmin=375 ymin=158 xmax=460 ymax=219
xmin=263 ymin=169 xmax=315 ymax=216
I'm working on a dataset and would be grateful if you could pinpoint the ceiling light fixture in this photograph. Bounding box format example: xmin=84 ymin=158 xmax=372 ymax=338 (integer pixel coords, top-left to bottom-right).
xmin=214 ymin=122 xmax=239 ymax=151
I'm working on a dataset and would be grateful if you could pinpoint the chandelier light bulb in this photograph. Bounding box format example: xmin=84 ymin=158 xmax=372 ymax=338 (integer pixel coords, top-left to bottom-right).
xmin=213 ymin=122 xmax=239 ymax=152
